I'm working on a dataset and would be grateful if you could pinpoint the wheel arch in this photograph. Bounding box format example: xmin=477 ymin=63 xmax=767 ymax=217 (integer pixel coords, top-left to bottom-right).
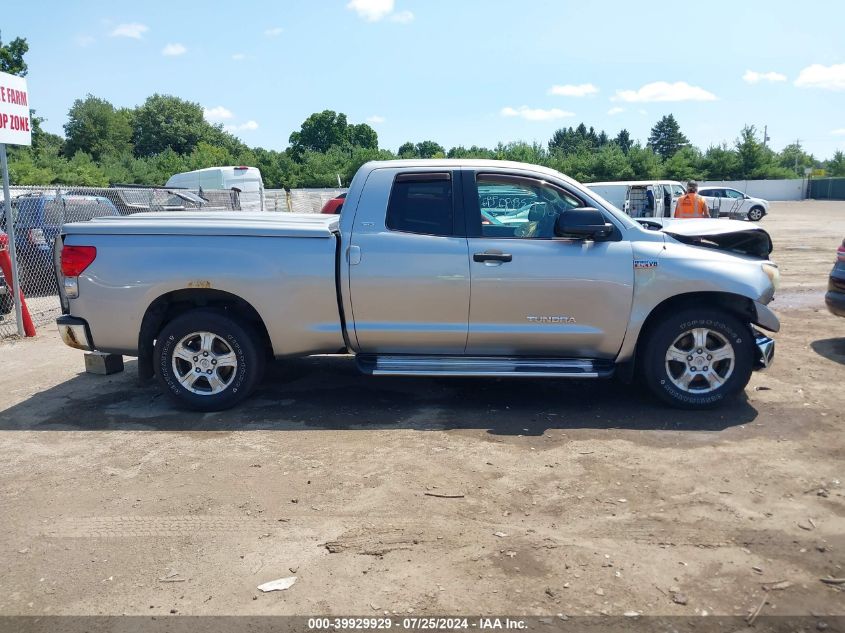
xmin=138 ymin=288 xmax=272 ymax=381
xmin=617 ymin=291 xmax=757 ymax=382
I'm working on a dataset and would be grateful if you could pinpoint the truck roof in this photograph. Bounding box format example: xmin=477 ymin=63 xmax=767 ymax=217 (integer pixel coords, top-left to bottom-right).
xmin=360 ymin=159 xmax=585 ymax=188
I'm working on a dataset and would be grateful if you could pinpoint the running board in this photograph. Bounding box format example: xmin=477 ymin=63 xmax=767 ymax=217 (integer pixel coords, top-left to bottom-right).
xmin=356 ymin=355 xmax=615 ymax=378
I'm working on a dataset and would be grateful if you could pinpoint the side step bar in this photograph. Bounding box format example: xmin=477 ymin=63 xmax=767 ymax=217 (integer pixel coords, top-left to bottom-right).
xmin=356 ymin=355 xmax=615 ymax=378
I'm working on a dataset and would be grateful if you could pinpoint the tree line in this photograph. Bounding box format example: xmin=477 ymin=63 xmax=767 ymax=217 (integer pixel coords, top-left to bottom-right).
xmin=2 ymin=34 xmax=843 ymax=189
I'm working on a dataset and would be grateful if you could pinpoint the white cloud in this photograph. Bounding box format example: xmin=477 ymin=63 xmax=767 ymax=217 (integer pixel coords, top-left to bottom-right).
xmin=264 ymin=26 xmax=284 ymax=37
xmin=367 ymin=115 xmax=386 ymax=124
xmin=548 ymin=83 xmax=598 ymax=97
xmin=225 ymin=120 xmax=259 ymax=132
xmin=607 ymin=107 xmax=625 ymax=115
xmin=203 ymin=106 xmax=234 ymax=122
xmin=232 ymin=53 xmax=247 ymax=61
xmin=389 ymin=9 xmax=415 ymax=23
xmin=110 ymin=23 xmax=148 ymax=39
xmin=347 ymin=0 xmax=394 ymax=21
xmin=743 ymin=70 xmax=787 ymax=84
xmin=795 ymin=63 xmax=845 ymax=91
xmin=832 ymin=128 xmax=845 ymax=136
xmin=500 ymin=106 xmax=574 ymax=121
xmin=637 ymin=109 xmax=648 ymax=116
xmin=613 ymin=81 xmax=717 ymax=102
xmin=75 ymin=35 xmax=94 ymax=47
xmin=162 ymin=43 xmax=187 ymax=56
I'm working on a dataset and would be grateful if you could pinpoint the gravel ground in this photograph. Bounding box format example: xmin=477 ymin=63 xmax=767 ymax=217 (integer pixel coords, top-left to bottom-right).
xmin=0 ymin=201 xmax=843 ymax=624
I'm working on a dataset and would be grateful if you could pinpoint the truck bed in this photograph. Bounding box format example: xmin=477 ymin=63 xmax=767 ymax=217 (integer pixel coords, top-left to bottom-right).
xmin=63 ymin=211 xmax=339 ymax=238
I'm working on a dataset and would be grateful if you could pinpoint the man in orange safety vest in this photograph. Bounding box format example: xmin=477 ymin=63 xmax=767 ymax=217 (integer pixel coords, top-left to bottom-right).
xmin=674 ymin=181 xmax=711 ymax=218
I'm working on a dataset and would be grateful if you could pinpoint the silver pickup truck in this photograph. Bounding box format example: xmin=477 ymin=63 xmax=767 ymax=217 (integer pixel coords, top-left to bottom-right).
xmin=55 ymin=159 xmax=779 ymax=411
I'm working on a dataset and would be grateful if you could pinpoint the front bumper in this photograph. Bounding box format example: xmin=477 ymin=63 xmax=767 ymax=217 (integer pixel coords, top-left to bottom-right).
xmin=753 ymin=330 xmax=775 ymax=370
xmin=56 ymin=315 xmax=94 ymax=351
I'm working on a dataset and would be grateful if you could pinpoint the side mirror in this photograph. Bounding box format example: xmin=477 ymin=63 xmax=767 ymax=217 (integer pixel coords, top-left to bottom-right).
xmin=555 ymin=207 xmax=614 ymax=239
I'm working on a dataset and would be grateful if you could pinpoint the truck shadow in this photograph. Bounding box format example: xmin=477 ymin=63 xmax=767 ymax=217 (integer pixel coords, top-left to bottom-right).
xmin=810 ymin=337 xmax=845 ymax=365
xmin=0 ymin=355 xmax=758 ymax=435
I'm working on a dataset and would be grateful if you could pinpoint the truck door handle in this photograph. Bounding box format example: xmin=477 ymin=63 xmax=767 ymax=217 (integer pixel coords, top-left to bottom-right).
xmin=473 ymin=252 xmax=512 ymax=263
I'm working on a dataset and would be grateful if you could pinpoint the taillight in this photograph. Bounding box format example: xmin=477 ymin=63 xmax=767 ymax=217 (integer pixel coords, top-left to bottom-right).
xmin=837 ymin=241 xmax=845 ymax=263
xmin=61 ymin=245 xmax=97 ymax=277
xmin=28 ymin=228 xmax=47 ymax=246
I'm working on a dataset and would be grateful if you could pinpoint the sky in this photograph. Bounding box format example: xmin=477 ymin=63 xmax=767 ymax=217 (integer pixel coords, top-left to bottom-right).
xmin=4 ymin=0 xmax=845 ymax=159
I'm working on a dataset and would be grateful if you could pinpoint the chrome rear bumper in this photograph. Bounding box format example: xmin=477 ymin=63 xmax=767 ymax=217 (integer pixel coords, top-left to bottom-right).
xmin=56 ymin=315 xmax=93 ymax=351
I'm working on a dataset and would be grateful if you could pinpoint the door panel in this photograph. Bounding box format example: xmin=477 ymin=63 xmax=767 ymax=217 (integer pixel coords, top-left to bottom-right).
xmin=464 ymin=170 xmax=634 ymax=358
xmin=348 ymin=169 xmax=470 ymax=354
xmin=466 ymin=238 xmax=634 ymax=356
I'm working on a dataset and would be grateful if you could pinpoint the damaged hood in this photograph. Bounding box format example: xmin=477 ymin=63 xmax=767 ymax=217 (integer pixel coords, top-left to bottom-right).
xmin=637 ymin=218 xmax=773 ymax=259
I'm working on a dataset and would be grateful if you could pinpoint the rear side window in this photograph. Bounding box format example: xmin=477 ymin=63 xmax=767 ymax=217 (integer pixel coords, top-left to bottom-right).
xmin=386 ymin=173 xmax=454 ymax=236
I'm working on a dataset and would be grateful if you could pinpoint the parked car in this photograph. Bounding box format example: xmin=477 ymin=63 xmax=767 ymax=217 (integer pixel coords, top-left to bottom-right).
xmin=55 ymin=159 xmax=779 ymax=412
xmin=697 ymin=187 xmax=768 ymax=221
xmin=825 ymin=238 xmax=845 ymax=317
xmin=0 ymin=193 xmax=118 ymax=297
xmin=66 ymin=187 xmax=209 ymax=216
xmin=320 ymin=193 xmax=347 ymax=214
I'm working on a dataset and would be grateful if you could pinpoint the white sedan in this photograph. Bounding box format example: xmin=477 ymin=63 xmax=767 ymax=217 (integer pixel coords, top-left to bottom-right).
xmin=697 ymin=187 xmax=768 ymax=222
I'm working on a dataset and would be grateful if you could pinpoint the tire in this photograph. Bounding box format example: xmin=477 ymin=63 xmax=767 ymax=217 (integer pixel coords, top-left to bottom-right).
xmin=155 ymin=309 xmax=265 ymax=411
xmin=747 ymin=206 xmax=765 ymax=222
xmin=641 ymin=308 xmax=755 ymax=409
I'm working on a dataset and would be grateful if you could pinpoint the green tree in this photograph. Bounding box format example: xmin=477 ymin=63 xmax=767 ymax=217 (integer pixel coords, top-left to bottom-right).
xmin=347 ymin=123 xmax=378 ymax=150
xmin=661 ymin=146 xmax=703 ymax=181
xmin=64 ymin=95 xmax=133 ymax=160
xmin=647 ymin=114 xmax=688 ymax=159
xmin=288 ymin=110 xmax=349 ymax=159
xmin=734 ymin=125 xmax=767 ymax=179
xmin=397 ymin=142 xmax=415 ymax=158
xmin=590 ymin=144 xmax=635 ymax=181
xmin=397 ymin=140 xmax=445 ymax=159
xmin=701 ymin=144 xmax=740 ymax=180
xmin=827 ymin=150 xmax=845 ymax=177
xmin=777 ymin=141 xmax=814 ymax=177
xmin=613 ymin=129 xmax=633 ymax=154
xmin=414 ymin=140 xmax=445 ymax=158
xmin=133 ymin=94 xmax=207 ymax=157
xmin=626 ymin=144 xmax=662 ymax=179
xmin=0 ymin=32 xmax=28 ymax=76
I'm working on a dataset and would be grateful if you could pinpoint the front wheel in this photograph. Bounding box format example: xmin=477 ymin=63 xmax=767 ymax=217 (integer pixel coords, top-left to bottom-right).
xmin=155 ymin=309 xmax=265 ymax=411
xmin=747 ymin=206 xmax=765 ymax=221
xmin=641 ymin=309 xmax=755 ymax=409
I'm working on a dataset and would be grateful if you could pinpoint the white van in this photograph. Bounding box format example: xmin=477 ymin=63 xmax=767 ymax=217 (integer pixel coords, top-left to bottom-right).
xmin=585 ymin=180 xmax=686 ymax=218
xmin=165 ymin=166 xmax=265 ymax=211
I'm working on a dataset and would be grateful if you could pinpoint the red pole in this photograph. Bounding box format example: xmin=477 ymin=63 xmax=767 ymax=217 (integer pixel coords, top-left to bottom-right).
xmin=0 ymin=233 xmax=35 ymax=337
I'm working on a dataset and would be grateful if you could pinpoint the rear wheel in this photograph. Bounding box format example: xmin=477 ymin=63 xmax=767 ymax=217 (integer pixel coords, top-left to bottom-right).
xmin=155 ymin=309 xmax=265 ymax=411
xmin=641 ymin=308 xmax=754 ymax=409
xmin=747 ymin=206 xmax=764 ymax=221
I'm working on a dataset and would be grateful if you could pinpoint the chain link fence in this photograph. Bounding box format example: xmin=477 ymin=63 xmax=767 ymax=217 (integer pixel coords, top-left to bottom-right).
xmin=0 ymin=185 xmax=347 ymax=339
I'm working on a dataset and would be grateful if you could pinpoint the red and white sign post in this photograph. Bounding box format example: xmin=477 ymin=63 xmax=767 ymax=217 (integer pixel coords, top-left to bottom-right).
xmin=0 ymin=70 xmax=34 ymax=337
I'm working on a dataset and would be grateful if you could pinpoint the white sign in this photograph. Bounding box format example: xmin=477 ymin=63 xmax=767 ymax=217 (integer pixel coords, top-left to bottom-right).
xmin=0 ymin=71 xmax=31 ymax=146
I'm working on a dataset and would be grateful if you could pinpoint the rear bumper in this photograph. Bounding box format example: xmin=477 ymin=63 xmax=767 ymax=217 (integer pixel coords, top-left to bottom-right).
xmin=56 ymin=315 xmax=94 ymax=351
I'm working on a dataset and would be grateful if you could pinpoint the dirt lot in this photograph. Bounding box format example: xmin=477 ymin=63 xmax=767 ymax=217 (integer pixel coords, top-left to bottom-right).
xmin=0 ymin=201 xmax=843 ymax=623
